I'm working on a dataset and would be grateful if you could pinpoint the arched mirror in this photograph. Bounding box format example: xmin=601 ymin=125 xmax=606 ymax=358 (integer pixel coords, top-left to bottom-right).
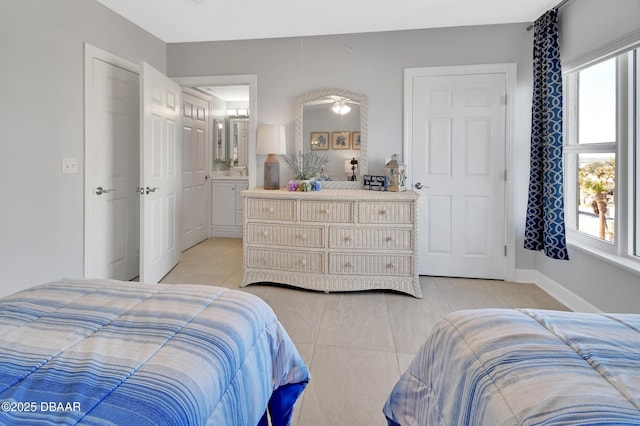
xmin=295 ymin=88 xmax=367 ymax=187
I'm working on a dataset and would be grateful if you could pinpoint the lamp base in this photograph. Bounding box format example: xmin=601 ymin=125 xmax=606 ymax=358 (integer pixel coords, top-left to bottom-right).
xmin=264 ymin=154 xmax=280 ymax=190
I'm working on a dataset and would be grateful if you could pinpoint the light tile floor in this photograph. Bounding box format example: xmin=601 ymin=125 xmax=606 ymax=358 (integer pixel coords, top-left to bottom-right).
xmin=161 ymin=238 xmax=568 ymax=426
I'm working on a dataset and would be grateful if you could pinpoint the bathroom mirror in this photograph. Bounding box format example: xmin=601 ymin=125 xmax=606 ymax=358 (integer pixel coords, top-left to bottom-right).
xmin=214 ymin=118 xmax=226 ymax=161
xmin=295 ymin=88 xmax=367 ymax=187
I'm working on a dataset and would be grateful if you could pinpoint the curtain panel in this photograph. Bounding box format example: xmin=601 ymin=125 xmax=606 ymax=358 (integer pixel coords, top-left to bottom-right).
xmin=524 ymin=8 xmax=569 ymax=260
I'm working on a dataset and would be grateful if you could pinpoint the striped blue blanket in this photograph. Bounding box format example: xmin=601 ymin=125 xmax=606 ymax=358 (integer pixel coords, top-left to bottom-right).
xmin=384 ymin=309 xmax=640 ymax=425
xmin=0 ymin=279 xmax=309 ymax=425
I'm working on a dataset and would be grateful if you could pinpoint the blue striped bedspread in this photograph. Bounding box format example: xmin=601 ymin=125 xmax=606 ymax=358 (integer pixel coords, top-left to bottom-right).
xmin=0 ymin=279 xmax=309 ymax=425
xmin=383 ymin=308 xmax=640 ymax=425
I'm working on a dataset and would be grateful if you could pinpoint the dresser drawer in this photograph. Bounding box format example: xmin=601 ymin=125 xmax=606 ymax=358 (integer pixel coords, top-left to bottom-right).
xmin=329 ymin=227 xmax=412 ymax=250
xmin=247 ymin=224 xmax=324 ymax=248
xmin=246 ymin=198 xmax=296 ymax=221
xmin=247 ymin=247 xmax=324 ymax=273
xmin=301 ymin=200 xmax=353 ymax=223
xmin=358 ymin=201 xmax=413 ymax=224
xmin=329 ymin=253 xmax=412 ymax=276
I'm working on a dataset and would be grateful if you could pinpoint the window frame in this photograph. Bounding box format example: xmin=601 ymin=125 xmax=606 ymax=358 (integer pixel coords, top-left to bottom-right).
xmin=563 ymin=50 xmax=639 ymax=263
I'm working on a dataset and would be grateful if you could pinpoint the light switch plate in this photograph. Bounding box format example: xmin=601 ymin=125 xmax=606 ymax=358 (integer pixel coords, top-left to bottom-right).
xmin=62 ymin=157 xmax=78 ymax=174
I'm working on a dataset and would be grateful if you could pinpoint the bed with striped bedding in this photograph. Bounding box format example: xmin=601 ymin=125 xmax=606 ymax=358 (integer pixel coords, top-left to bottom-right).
xmin=0 ymin=279 xmax=309 ymax=425
xmin=383 ymin=308 xmax=640 ymax=425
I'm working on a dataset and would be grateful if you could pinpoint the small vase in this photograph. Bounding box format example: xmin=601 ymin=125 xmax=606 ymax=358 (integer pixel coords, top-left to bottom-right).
xmin=298 ymin=180 xmax=312 ymax=192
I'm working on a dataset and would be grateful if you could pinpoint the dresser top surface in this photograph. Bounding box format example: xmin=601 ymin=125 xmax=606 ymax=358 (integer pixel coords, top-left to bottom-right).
xmin=242 ymin=188 xmax=419 ymax=201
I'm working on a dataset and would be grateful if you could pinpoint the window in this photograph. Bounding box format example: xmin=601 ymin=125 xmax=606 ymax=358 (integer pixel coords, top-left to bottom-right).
xmin=564 ymin=48 xmax=638 ymax=261
xmin=564 ymin=49 xmax=640 ymax=261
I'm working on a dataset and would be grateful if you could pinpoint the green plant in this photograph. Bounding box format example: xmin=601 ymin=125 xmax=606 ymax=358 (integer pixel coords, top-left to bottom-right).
xmin=214 ymin=159 xmax=232 ymax=170
xmin=578 ymin=158 xmax=615 ymax=195
xmin=583 ymin=179 xmax=608 ymax=194
xmin=281 ymin=152 xmax=328 ymax=180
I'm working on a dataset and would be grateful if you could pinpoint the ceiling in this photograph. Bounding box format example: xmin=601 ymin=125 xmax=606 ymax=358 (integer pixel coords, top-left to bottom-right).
xmin=95 ymin=0 xmax=560 ymax=43
xmin=197 ymin=85 xmax=249 ymax=102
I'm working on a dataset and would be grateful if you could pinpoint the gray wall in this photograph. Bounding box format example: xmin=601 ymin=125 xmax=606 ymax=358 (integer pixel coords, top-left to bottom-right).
xmin=168 ymin=22 xmax=539 ymax=276
xmin=167 ymin=23 xmax=534 ymax=269
xmin=534 ymin=0 xmax=640 ymax=313
xmin=0 ymin=0 xmax=166 ymax=296
xmin=169 ymin=6 xmax=640 ymax=313
xmin=560 ymin=0 xmax=640 ymax=68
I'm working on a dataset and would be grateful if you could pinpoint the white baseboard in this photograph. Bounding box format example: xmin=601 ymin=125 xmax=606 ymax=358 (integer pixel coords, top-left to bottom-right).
xmin=515 ymin=269 xmax=601 ymax=313
xmin=210 ymin=228 xmax=242 ymax=238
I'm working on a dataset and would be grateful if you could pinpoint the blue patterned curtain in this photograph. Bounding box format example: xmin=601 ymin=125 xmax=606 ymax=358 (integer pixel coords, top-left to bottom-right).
xmin=524 ymin=9 xmax=569 ymax=260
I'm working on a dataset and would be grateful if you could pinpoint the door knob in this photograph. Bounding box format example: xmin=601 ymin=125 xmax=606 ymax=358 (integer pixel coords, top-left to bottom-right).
xmin=414 ymin=182 xmax=424 ymax=189
xmin=145 ymin=186 xmax=160 ymax=194
xmin=95 ymin=186 xmax=115 ymax=195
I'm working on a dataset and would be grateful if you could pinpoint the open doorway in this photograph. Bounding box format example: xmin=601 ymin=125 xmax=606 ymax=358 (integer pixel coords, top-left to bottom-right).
xmin=84 ymin=45 xmax=257 ymax=282
xmin=180 ymin=84 xmax=251 ymax=249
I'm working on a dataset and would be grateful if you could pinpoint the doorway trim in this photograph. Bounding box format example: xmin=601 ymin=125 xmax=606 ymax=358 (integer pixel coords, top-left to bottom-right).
xmin=172 ymin=75 xmax=258 ymax=189
xmin=403 ymin=63 xmax=517 ymax=281
xmin=83 ymin=43 xmax=140 ymax=278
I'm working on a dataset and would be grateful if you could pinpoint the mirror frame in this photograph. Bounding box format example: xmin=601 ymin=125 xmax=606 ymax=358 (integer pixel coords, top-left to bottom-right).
xmin=295 ymin=88 xmax=368 ymax=187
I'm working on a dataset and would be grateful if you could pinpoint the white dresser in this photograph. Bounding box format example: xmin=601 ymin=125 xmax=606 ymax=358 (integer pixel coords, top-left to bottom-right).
xmin=241 ymin=188 xmax=421 ymax=298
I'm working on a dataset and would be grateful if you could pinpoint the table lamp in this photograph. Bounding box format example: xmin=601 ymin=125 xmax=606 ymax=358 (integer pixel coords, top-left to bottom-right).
xmin=257 ymin=124 xmax=286 ymax=190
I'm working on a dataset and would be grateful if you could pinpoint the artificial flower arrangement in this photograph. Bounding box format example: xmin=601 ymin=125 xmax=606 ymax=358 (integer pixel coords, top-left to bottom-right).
xmin=281 ymin=152 xmax=328 ymax=192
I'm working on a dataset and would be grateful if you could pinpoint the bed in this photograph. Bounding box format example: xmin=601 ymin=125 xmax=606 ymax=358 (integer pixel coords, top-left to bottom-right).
xmin=0 ymin=279 xmax=309 ymax=425
xmin=383 ymin=308 xmax=640 ymax=425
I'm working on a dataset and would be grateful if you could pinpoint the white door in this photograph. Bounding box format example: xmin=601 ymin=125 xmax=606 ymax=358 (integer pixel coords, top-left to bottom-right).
xmin=408 ymin=68 xmax=507 ymax=279
xmin=85 ymin=56 xmax=139 ymax=280
xmin=140 ymin=62 xmax=182 ymax=283
xmin=181 ymin=91 xmax=210 ymax=251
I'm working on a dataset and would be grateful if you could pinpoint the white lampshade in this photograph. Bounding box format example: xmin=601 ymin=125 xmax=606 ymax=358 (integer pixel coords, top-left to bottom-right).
xmin=257 ymin=125 xmax=287 ymax=155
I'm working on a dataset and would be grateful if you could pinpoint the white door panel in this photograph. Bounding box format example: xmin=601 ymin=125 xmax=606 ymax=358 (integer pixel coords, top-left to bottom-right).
xmin=86 ymin=57 xmax=139 ymax=280
xmin=181 ymin=92 xmax=210 ymax=250
xmin=140 ymin=62 xmax=182 ymax=284
xmin=411 ymin=71 xmax=506 ymax=279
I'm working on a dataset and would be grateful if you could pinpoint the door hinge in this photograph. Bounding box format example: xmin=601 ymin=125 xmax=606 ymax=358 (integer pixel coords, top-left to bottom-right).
xmin=504 ymin=245 xmax=508 ymax=256
xmin=504 ymin=170 xmax=507 ymax=181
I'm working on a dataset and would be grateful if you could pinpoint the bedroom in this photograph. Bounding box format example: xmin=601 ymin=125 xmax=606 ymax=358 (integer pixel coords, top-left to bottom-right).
xmin=2 ymin=0 xmax=639 ymax=309
xmin=1 ymin=0 xmax=640 ymax=424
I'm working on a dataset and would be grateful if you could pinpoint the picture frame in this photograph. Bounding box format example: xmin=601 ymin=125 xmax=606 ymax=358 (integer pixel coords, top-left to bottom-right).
xmin=310 ymin=132 xmax=329 ymax=150
xmin=331 ymin=131 xmax=351 ymax=150
xmin=363 ymin=175 xmax=387 ymax=191
xmin=351 ymin=131 xmax=361 ymax=150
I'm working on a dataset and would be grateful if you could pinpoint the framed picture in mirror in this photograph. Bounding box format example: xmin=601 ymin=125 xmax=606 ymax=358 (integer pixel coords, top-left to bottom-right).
xmin=331 ymin=131 xmax=351 ymax=150
xmin=310 ymin=132 xmax=329 ymax=150
xmin=352 ymin=132 xmax=361 ymax=150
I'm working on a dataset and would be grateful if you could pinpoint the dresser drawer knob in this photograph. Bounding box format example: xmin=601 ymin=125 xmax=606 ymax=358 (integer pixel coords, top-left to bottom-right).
xmin=301 ymin=259 xmax=307 ymax=266
xmin=268 ymin=207 xmax=274 ymax=213
xmin=298 ymin=234 xmax=306 ymax=240
xmin=322 ymin=208 xmax=331 ymax=214
xmin=262 ymin=231 xmax=269 ymax=237
xmin=379 ymin=209 xmax=388 ymax=215
xmin=386 ymin=236 xmax=393 ymax=242
xmin=345 ymin=262 xmax=352 ymax=268
xmin=386 ymin=262 xmax=395 ymax=269
xmin=345 ymin=236 xmax=353 ymax=242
